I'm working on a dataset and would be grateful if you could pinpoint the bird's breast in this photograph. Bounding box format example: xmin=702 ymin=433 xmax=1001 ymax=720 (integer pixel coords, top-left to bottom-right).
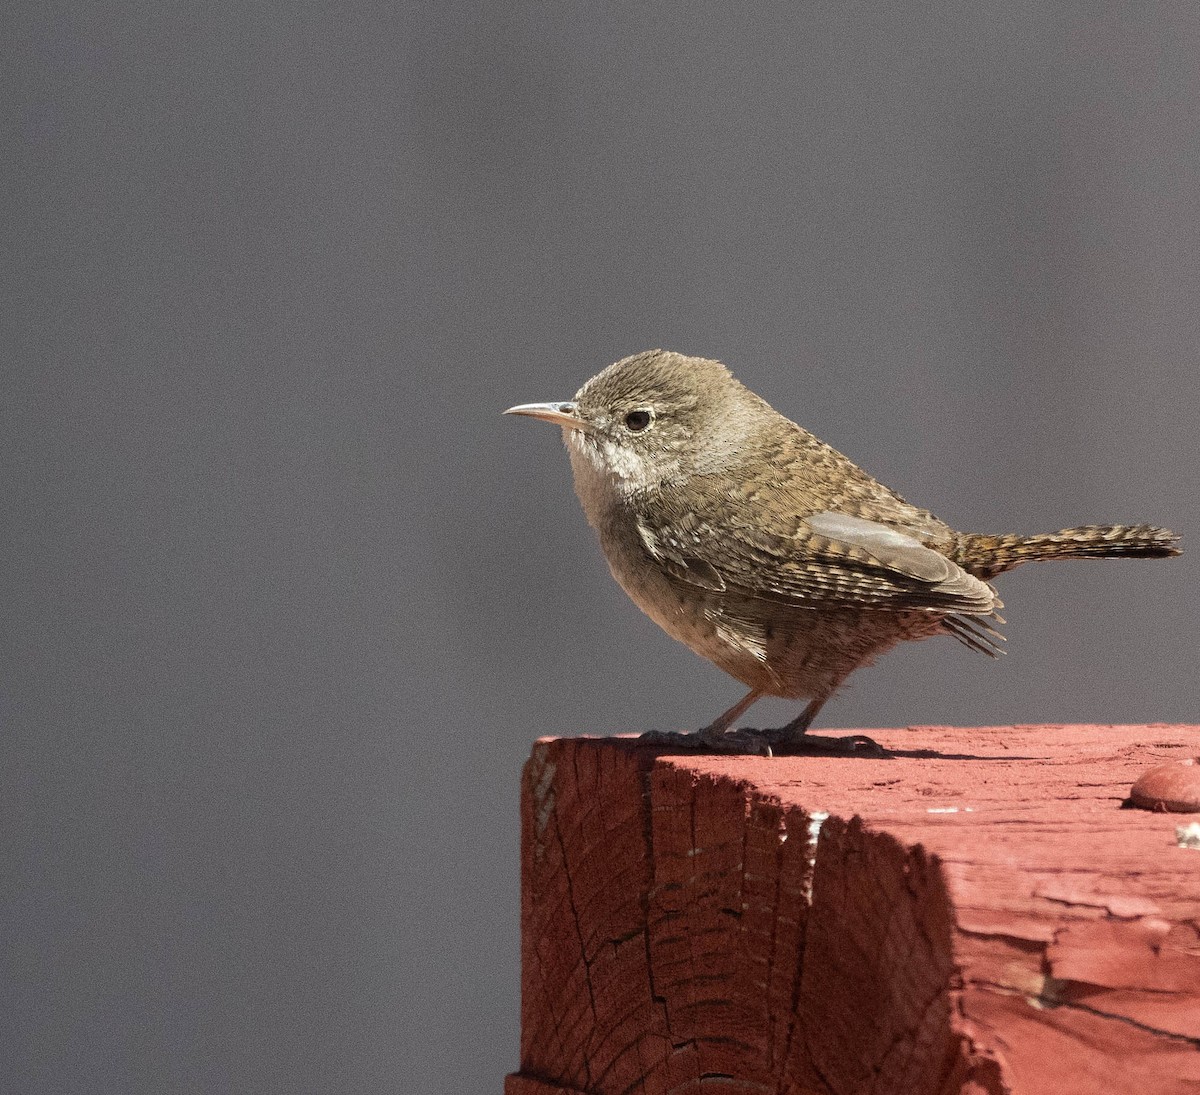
xmin=566 ymin=448 xmax=782 ymax=690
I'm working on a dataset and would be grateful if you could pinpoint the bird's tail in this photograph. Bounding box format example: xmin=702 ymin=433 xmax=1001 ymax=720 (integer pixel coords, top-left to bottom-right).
xmin=955 ymin=524 xmax=1181 ymax=580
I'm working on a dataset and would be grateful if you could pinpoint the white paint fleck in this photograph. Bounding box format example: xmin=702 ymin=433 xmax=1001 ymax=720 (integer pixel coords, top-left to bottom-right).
xmin=802 ymin=810 xmax=829 ymax=905
xmin=1176 ymin=822 xmax=1200 ymax=850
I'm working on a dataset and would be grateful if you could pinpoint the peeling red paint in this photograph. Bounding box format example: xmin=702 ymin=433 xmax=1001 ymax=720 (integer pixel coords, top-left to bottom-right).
xmin=507 ymin=725 xmax=1200 ymax=1095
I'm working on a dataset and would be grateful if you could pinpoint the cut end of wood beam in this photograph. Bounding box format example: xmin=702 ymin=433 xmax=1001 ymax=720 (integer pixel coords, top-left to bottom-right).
xmin=507 ymin=724 xmax=1200 ymax=1095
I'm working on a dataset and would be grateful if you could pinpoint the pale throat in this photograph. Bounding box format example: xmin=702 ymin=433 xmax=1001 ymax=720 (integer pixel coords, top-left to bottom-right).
xmin=564 ymin=428 xmax=668 ymax=512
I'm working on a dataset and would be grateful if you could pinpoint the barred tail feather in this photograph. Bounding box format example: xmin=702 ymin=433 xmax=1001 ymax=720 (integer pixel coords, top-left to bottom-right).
xmin=957 ymin=524 xmax=1181 ymax=580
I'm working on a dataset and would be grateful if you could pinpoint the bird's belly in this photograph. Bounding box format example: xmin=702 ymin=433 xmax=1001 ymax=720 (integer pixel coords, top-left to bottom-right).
xmin=597 ymin=519 xmax=946 ymax=698
xmin=600 ymin=533 xmax=748 ymax=675
xmin=750 ymin=603 xmax=947 ymax=698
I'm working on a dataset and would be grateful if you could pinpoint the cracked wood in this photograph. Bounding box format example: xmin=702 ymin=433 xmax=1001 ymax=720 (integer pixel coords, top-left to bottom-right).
xmin=507 ymin=724 xmax=1200 ymax=1095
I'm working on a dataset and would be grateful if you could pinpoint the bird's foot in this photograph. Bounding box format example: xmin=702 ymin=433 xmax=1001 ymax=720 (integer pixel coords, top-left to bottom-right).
xmin=762 ymin=728 xmax=886 ymax=758
xmin=637 ymin=727 xmax=775 ymax=757
xmin=638 ymin=726 xmax=886 ymax=758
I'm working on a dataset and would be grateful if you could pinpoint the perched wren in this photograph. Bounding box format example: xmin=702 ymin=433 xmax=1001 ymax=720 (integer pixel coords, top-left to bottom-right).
xmin=505 ymin=350 xmax=1181 ymax=755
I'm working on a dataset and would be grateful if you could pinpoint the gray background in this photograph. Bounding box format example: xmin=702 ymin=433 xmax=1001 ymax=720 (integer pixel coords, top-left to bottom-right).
xmin=6 ymin=2 xmax=1198 ymax=1092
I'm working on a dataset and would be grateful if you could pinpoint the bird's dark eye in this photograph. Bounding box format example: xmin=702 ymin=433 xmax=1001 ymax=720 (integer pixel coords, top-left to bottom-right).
xmin=624 ymin=409 xmax=653 ymax=432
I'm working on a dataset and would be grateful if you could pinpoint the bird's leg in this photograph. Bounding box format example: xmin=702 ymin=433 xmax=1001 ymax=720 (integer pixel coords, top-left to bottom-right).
xmin=698 ymin=689 xmax=768 ymax=750
xmin=638 ymin=689 xmax=772 ymax=755
xmin=762 ymin=696 xmax=885 ymax=756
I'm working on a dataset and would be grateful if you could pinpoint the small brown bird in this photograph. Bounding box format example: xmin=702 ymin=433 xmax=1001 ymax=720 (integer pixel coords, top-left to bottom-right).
xmin=505 ymin=350 xmax=1181 ymax=755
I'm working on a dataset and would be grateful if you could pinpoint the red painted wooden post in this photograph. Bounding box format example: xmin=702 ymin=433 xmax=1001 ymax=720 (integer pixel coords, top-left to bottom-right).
xmin=505 ymin=724 xmax=1200 ymax=1095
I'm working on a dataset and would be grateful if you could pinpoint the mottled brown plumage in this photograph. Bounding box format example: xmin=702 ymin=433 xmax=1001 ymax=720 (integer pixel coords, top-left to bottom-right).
xmin=505 ymin=350 xmax=1181 ymax=754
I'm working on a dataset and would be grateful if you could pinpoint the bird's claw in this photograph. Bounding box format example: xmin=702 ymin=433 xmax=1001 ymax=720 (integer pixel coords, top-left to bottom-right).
xmin=637 ymin=727 xmax=774 ymax=756
xmin=637 ymin=727 xmax=885 ymax=758
xmin=767 ymin=730 xmax=886 ymax=757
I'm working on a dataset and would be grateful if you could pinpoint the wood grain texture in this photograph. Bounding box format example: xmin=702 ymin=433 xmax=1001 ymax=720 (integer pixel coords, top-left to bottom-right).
xmin=505 ymin=725 xmax=1200 ymax=1095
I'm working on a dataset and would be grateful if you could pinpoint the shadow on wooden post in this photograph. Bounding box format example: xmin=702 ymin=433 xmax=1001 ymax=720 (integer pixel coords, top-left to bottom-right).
xmin=505 ymin=725 xmax=1200 ymax=1095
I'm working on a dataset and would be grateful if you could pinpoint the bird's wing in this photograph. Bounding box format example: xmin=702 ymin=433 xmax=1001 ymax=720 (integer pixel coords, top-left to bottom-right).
xmin=634 ymin=491 xmax=997 ymax=616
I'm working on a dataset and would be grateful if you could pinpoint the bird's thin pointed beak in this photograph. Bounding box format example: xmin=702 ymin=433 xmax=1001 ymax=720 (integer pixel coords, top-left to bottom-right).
xmin=503 ymin=401 xmax=588 ymax=431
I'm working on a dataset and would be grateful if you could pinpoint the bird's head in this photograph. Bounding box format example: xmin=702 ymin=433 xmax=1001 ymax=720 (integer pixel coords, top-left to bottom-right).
xmin=505 ymin=349 xmax=770 ymax=493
